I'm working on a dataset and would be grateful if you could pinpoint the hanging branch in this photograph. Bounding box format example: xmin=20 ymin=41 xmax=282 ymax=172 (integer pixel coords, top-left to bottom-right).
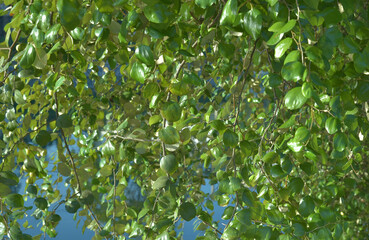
xmin=54 ymin=92 xmax=105 ymax=234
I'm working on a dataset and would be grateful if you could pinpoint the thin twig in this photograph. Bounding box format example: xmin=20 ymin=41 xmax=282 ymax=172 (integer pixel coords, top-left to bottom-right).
xmin=109 ymin=135 xmax=159 ymax=142
xmin=112 ymin=162 xmax=117 ymax=239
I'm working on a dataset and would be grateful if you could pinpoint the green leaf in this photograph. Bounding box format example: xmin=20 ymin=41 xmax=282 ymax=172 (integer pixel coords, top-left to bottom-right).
xmin=236 ymin=209 xmax=251 ymax=225
xmin=149 ymin=115 xmax=162 ymax=125
xmin=19 ymin=44 xmax=36 ymax=69
xmin=45 ymin=24 xmax=61 ymax=44
xmin=266 ymin=32 xmax=284 ymax=45
xmin=270 ymin=165 xmax=285 ymax=178
xmin=34 ymin=197 xmax=48 ymax=210
xmin=57 ymin=0 xmax=82 ymax=31
xmin=320 ymin=207 xmax=336 ymax=222
xmin=179 ymin=202 xmax=196 ymax=221
xmin=130 ymin=62 xmax=147 ymax=83
xmin=278 ymin=20 xmax=296 ymax=33
xmin=284 ymin=50 xmax=300 ymax=64
xmin=101 ymin=140 xmax=115 ymax=156
xmin=288 ymin=177 xmax=304 ymax=194
xmin=195 ymin=0 xmax=216 ymax=8
xmin=287 ymin=140 xmax=304 ymax=152
xmin=161 ymin=101 xmax=181 ymax=122
xmin=143 ymin=4 xmax=172 ymax=24
xmin=301 ymin=82 xmax=313 ymax=98
xmin=35 ymin=130 xmax=51 ymax=146
xmin=298 ymin=196 xmax=315 ymax=217
xmin=241 ymin=9 xmax=262 ymax=40
xmin=70 ymin=27 xmax=85 ymax=41
xmin=0 ymin=171 xmax=19 ymax=186
xmin=262 ymin=151 xmax=280 ymax=163
xmin=160 ymin=154 xmax=178 ymax=174
xmin=153 ymin=176 xmax=168 ymax=189
xmin=95 ymin=0 xmax=114 ymax=13
xmin=14 ymin=90 xmax=26 ymax=105
xmin=303 ymin=0 xmax=319 ymax=9
xmin=5 ymin=193 xmax=24 ymax=208
xmin=135 ymin=45 xmax=155 ymax=66
xmin=159 ymin=126 xmax=180 ymax=144
xmin=0 ymin=184 xmax=11 ymax=197
xmin=223 ymin=129 xmax=238 ymax=147
xmin=220 ymin=0 xmax=237 ymax=26
xmin=268 ymin=22 xmax=285 ymax=32
xmin=65 ymin=199 xmax=80 ymax=213
xmin=57 ymin=163 xmax=71 ymax=176
xmin=284 ymin=87 xmax=308 ymax=110
xmin=281 ymin=61 xmax=305 ymax=82
xmin=56 ymin=114 xmax=73 ymax=128
xmin=356 ymin=81 xmax=369 ymax=102
xmin=333 ymin=133 xmax=348 ymax=152
xmin=294 ymin=127 xmax=310 ymax=143
xmin=325 ymin=117 xmax=338 ymax=134
xmin=275 ymin=38 xmax=293 ymax=58
xmin=222 ymin=227 xmax=239 ymax=240
xmin=31 ymin=28 xmax=44 ymax=48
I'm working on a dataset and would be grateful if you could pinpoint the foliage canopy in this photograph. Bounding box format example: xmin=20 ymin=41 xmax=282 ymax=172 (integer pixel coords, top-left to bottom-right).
xmin=0 ymin=0 xmax=369 ymax=239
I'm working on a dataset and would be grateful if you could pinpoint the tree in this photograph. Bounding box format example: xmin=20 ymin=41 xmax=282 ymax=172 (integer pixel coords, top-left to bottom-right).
xmin=0 ymin=0 xmax=369 ymax=239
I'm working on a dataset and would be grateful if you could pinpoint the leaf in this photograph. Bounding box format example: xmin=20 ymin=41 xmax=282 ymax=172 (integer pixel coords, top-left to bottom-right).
xmin=220 ymin=0 xmax=237 ymax=26
xmin=284 ymin=87 xmax=308 ymax=110
xmin=267 ymin=32 xmax=284 ymax=45
xmin=153 ymin=176 xmax=168 ymax=189
xmin=54 ymin=76 xmax=65 ymax=90
xmin=356 ymin=81 xmax=369 ymax=102
xmin=288 ymin=177 xmax=304 ymax=194
xmin=268 ymin=22 xmax=285 ymax=32
xmin=19 ymin=44 xmax=36 ymax=69
xmin=57 ymin=0 xmax=81 ymax=31
xmin=294 ymin=127 xmax=310 ymax=143
xmin=270 ymin=165 xmax=285 ymax=178
xmin=31 ymin=28 xmax=44 ymax=48
xmin=95 ymin=0 xmax=114 ymax=13
xmin=34 ymin=197 xmax=48 ymax=210
xmin=135 ymin=45 xmax=155 ymax=66
xmin=179 ymin=202 xmax=196 ymax=221
xmin=275 ymin=38 xmax=293 ymax=58
xmin=278 ymin=20 xmax=296 ymax=33
xmin=56 ymin=114 xmax=73 ymax=128
xmin=195 ymin=0 xmax=216 ymax=9
xmin=5 ymin=193 xmax=24 ymax=208
xmin=159 ymin=126 xmax=180 ymax=144
xmin=325 ymin=117 xmax=338 ymax=134
xmin=301 ymin=82 xmax=313 ymax=98
xmin=284 ymin=50 xmax=300 ymax=64
xmin=223 ymin=129 xmax=238 ymax=147
xmin=333 ymin=133 xmax=348 ymax=152
xmin=281 ymin=61 xmax=305 ymax=82
xmin=149 ymin=115 xmax=162 ymax=125
xmin=242 ymin=9 xmax=262 ymax=40
xmin=236 ymin=209 xmax=251 ymax=225
xmin=45 ymin=24 xmax=61 ymax=44
xmin=130 ymin=62 xmax=147 ymax=83
xmin=143 ymin=4 xmax=172 ymax=24
xmin=161 ymin=101 xmax=181 ymax=122
xmin=101 ymin=140 xmax=115 ymax=156
xmin=222 ymin=227 xmax=239 ymax=240
xmin=65 ymin=199 xmax=80 ymax=213
xmin=298 ymin=196 xmax=315 ymax=217
xmin=57 ymin=163 xmax=71 ymax=176
xmin=14 ymin=90 xmax=26 ymax=105
xmin=35 ymin=130 xmax=51 ymax=146
xmin=262 ymin=151 xmax=280 ymax=163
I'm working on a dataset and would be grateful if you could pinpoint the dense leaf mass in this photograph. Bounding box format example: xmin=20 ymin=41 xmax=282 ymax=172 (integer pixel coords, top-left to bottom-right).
xmin=0 ymin=0 xmax=369 ymax=239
